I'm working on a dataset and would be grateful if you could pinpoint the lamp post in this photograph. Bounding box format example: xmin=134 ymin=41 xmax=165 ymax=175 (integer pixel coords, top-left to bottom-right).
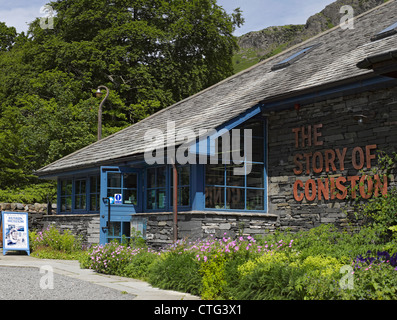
xmin=96 ymin=85 xmax=110 ymax=140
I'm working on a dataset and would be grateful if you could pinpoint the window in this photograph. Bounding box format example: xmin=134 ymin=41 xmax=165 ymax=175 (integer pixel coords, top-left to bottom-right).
xmin=170 ymin=166 xmax=190 ymax=207
xmin=371 ymin=21 xmax=397 ymax=41
xmin=107 ymin=172 xmax=138 ymax=205
xmin=89 ymin=176 xmax=100 ymax=212
xmin=271 ymin=44 xmax=320 ymax=71
xmin=60 ymin=180 xmax=72 ymax=212
xmin=205 ymin=119 xmax=266 ymax=211
xmin=146 ymin=167 xmax=166 ymax=210
xmin=74 ymin=179 xmax=86 ymax=210
xmin=107 ymin=221 xmax=131 ymax=243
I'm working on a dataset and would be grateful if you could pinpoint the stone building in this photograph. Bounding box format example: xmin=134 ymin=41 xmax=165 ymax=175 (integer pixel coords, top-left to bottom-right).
xmin=36 ymin=1 xmax=397 ymax=247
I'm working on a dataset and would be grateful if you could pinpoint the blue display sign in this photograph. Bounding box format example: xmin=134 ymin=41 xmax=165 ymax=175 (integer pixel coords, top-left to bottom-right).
xmin=2 ymin=211 xmax=30 ymax=256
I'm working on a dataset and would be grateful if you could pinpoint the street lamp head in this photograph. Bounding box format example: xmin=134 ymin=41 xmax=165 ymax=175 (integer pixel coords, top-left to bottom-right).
xmin=95 ymin=88 xmax=103 ymax=98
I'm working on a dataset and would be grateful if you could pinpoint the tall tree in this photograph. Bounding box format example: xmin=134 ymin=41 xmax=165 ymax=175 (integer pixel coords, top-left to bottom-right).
xmin=27 ymin=0 xmax=244 ymax=120
xmin=0 ymin=0 xmax=244 ymax=192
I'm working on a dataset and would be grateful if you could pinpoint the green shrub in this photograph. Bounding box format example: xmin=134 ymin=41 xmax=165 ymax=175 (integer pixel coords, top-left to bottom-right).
xmin=199 ymin=254 xmax=227 ymax=300
xmin=147 ymin=251 xmax=202 ymax=296
xmin=233 ymin=251 xmax=305 ymax=300
xmin=30 ymin=225 xmax=82 ymax=255
xmin=122 ymin=250 xmax=159 ymax=280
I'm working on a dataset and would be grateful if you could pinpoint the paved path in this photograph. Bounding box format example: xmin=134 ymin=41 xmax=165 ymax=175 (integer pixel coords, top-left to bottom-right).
xmin=0 ymin=252 xmax=200 ymax=300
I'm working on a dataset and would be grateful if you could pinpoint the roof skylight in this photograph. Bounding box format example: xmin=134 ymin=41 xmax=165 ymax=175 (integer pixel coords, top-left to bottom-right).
xmin=271 ymin=44 xmax=319 ymax=71
xmin=371 ymin=21 xmax=397 ymax=41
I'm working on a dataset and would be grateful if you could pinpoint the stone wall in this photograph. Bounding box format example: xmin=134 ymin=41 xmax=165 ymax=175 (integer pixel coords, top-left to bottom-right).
xmin=132 ymin=212 xmax=279 ymax=249
xmin=28 ymin=213 xmax=100 ymax=246
xmin=266 ymin=86 xmax=397 ymax=231
xmin=0 ymin=202 xmax=55 ymax=214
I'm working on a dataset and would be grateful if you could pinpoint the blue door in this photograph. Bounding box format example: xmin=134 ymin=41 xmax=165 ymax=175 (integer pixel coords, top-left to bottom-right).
xmin=99 ymin=166 xmax=142 ymax=244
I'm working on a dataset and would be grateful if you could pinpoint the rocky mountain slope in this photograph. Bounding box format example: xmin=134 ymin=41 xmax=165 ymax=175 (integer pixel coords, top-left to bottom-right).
xmin=233 ymin=0 xmax=388 ymax=73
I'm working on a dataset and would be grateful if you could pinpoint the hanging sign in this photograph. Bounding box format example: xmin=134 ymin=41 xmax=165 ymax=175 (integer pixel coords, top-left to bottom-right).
xmin=2 ymin=212 xmax=30 ymax=255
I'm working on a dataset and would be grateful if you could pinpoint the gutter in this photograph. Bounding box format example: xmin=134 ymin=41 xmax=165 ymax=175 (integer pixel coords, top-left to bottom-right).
xmin=357 ymin=49 xmax=397 ymax=78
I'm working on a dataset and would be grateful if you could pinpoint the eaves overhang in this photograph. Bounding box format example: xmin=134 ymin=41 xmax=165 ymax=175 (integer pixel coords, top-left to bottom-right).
xmin=357 ymin=49 xmax=397 ymax=78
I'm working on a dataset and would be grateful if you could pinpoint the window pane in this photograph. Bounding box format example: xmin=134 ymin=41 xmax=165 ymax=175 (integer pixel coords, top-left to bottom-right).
xmin=107 ymin=188 xmax=121 ymax=198
xmin=75 ymin=180 xmax=86 ymax=195
xmin=226 ymin=188 xmax=245 ymax=210
xmin=90 ymin=176 xmax=100 ymax=193
xmin=157 ymin=167 xmax=166 ymax=187
xmin=247 ymin=164 xmax=264 ymax=188
xmin=124 ymin=173 xmax=137 ymax=189
xmin=240 ymin=121 xmax=263 ymax=138
xmin=206 ymin=165 xmax=224 ymax=186
xmin=181 ymin=166 xmax=190 ymax=185
xmin=247 ymin=189 xmax=264 ymax=210
xmin=124 ymin=189 xmax=137 ymax=205
xmin=147 ymin=189 xmax=156 ymax=210
xmin=180 ymin=187 xmax=190 ymax=206
xmin=157 ymin=189 xmax=166 ymax=209
xmin=75 ymin=195 xmax=86 ymax=210
xmin=61 ymin=180 xmax=72 ymax=195
xmin=226 ymin=164 xmax=245 ymax=187
xmin=251 ymin=138 xmax=264 ymax=163
xmin=172 ymin=187 xmax=190 ymax=206
xmin=61 ymin=196 xmax=72 ymax=212
xmin=147 ymin=168 xmax=156 ymax=188
xmin=171 ymin=166 xmax=190 ymax=187
xmin=205 ymin=186 xmax=225 ymax=209
xmin=108 ymin=222 xmax=121 ymax=237
xmin=90 ymin=195 xmax=99 ymax=211
xmin=122 ymin=222 xmax=131 ymax=238
xmin=108 ymin=173 xmax=121 ymax=188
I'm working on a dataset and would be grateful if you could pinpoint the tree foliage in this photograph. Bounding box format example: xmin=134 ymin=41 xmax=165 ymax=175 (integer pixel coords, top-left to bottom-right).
xmin=0 ymin=0 xmax=243 ymax=198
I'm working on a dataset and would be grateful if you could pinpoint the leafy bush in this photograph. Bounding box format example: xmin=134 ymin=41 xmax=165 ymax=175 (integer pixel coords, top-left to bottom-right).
xmin=30 ymin=225 xmax=82 ymax=255
xmin=147 ymin=250 xmax=202 ymax=296
xmin=123 ymin=250 xmax=159 ymax=280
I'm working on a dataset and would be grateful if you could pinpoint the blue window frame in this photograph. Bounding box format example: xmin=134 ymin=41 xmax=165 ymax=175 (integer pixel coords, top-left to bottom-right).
xmin=107 ymin=171 xmax=139 ymax=205
xmin=60 ymin=179 xmax=72 ymax=213
xmin=205 ymin=119 xmax=267 ymax=212
xmin=146 ymin=166 xmax=167 ymax=210
xmin=89 ymin=176 xmax=100 ymax=212
xmin=372 ymin=21 xmax=397 ymax=41
xmin=74 ymin=179 xmax=86 ymax=210
xmin=107 ymin=221 xmax=131 ymax=243
xmin=170 ymin=165 xmax=191 ymax=208
xmin=58 ymin=174 xmax=100 ymax=214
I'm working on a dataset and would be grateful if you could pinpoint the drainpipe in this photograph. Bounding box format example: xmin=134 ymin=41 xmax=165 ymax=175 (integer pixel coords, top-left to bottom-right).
xmin=172 ymin=163 xmax=178 ymax=243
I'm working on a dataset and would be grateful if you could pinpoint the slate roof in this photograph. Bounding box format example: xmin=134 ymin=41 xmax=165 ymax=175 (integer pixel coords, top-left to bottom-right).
xmin=36 ymin=0 xmax=397 ymax=177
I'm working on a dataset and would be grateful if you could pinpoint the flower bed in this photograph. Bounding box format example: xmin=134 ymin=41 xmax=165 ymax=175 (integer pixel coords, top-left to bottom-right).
xmin=77 ymin=224 xmax=397 ymax=300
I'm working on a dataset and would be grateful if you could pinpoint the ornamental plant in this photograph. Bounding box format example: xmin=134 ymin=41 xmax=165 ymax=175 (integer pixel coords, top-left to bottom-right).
xmin=30 ymin=224 xmax=82 ymax=254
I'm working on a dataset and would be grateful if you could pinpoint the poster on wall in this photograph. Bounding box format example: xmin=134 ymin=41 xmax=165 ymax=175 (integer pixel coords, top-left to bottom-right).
xmin=2 ymin=212 xmax=30 ymax=255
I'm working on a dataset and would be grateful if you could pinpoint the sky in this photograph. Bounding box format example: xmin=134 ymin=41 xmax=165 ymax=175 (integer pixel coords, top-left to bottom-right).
xmin=0 ymin=0 xmax=336 ymax=36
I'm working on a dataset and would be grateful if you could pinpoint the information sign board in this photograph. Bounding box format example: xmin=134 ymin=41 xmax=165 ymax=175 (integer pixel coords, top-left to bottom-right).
xmin=2 ymin=212 xmax=30 ymax=255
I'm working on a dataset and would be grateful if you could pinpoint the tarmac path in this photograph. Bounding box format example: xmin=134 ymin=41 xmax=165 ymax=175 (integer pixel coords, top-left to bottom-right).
xmin=0 ymin=252 xmax=200 ymax=300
